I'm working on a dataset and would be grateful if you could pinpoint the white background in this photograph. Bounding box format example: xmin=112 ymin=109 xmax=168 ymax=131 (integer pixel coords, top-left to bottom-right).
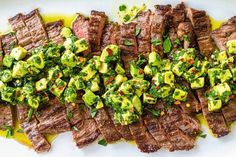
xmin=0 ymin=0 xmax=236 ymax=157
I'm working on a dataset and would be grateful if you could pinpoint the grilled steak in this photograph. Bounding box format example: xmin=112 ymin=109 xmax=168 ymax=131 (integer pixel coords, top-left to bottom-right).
xmin=222 ymin=97 xmax=236 ymax=124
xmin=118 ymin=22 xmax=138 ymax=73
xmin=151 ymin=5 xmax=171 ymax=57
xmin=88 ymin=11 xmax=108 ymax=52
xmin=1 ymin=33 xmax=18 ymax=55
xmin=0 ymin=105 xmax=13 ymax=130
xmin=36 ymin=97 xmax=71 ymax=134
xmin=211 ymin=16 xmax=236 ymax=51
xmin=45 ymin=20 xmax=64 ymax=44
xmin=23 ymin=9 xmax=48 ymax=48
xmin=196 ymin=89 xmax=229 ymax=137
xmin=186 ymin=8 xmax=215 ymax=57
xmin=72 ymin=14 xmax=90 ymax=56
xmin=136 ymin=10 xmax=152 ymax=54
xmin=17 ymin=105 xmax=51 ymax=153
xmin=107 ymin=107 xmax=133 ymax=141
xmin=0 ymin=39 xmax=3 ymax=65
xmin=101 ymin=23 xmax=120 ymax=50
xmin=8 ymin=13 xmax=34 ymax=51
xmin=94 ymin=108 xmax=121 ymax=143
xmin=129 ymin=119 xmax=159 ymax=153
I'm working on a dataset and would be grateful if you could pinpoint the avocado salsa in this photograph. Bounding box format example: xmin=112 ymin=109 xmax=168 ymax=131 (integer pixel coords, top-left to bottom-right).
xmin=0 ymin=26 xmax=236 ymax=126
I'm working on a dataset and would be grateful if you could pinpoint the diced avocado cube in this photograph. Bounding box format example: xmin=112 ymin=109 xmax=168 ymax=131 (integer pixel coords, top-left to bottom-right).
xmin=115 ymin=74 xmax=127 ymax=85
xmin=61 ymin=50 xmax=77 ymax=68
xmin=12 ymin=61 xmax=28 ymax=78
xmin=132 ymin=78 xmax=150 ymax=97
xmin=220 ymin=69 xmax=232 ymax=83
xmin=50 ymin=78 xmax=67 ymax=97
xmin=227 ymin=40 xmax=236 ymax=54
xmin=231 ymin=67 xmax=236 ymax=81
xmin=121 ymin=97 xmax=132 ymax=110
xmin=10 ymin=46 xmax=27 ymax=60
xmin=35 ymin=78 xmax=48 ymax=91
xmin=0 ymin=81 xmax=6 ymax=91
xmin=100 ymin=44 xmax=120 ymax=63
xmin=130 ymin=62 xmax=144 ymax=78
xmin=172 ymin=88 xmax=188 ymax=101
xmin=118 ymin=81 xmax=133 ymax=95
xmin=91 ymin=56 xmax=101 ymax=70
xmin=80 ymin=64 xmax=97 ymax=81
xmin=159 ymin=86 xmax=172 ymax=98
xmin=3 ymin=55 xmax=14 ymax=68
xmin=82 ymin=90 xmax=99 ymax=106
xmin=27 ymin=51 xmax=45 ymax=69
xmin=60 ymin=27 xmax=72 ymax=38
xmin=0 ymin=69 xmax=12 ymax=82
xmin=213 ymin=83 xmax=231 ymax=97
xmin=172 ymin=62 xmax=184 ymax=76
xmin=15 ymin=87 xmax=25 ymax=102
xmin=63 ymin=38 xmax=73 ymax=50
xmin=217 ymin=51 xmax=228 ymax=63
xmin=200 ymin=60 xmax=210 ymax=74
xmin=163 ymin=71 xmax=175 ymax=87
xmin=144 ymin=65 xmax=152 ymax=76
xmin=89 ymin=79 xmax=100 ymax=92
xmin=99 ymin=62 xmax=109 ymax=74
xmin=74 ymin=38 xmax=89 ymax=53
xmin=161 ymin=59 xmax=172 ymax=71
xmin=48 ymin=66 xmax=63 ymax=81
xmin=64 ymin=87 xmax=77 ymax=103
xmin=1 ymin=87 xmax=15 ymax=103
xmin=208 ymin=100 xmax=222 ymax=112
xmin=27 ymin=96 xmax=40 ymax=109
xmin=181 ymin=48 xmax=196 ymax=62
xmin=208 ymin=68 xmax=221 ymax=87
xmin=132 ymin=95 xmax=142 ymax=115
xmin=96 ymin=99 xmax=104 ymax=109
xmin=143 ymin=93 xmax=157 ymax=104
xmin=152 ymin=73 xmax=163 ymax=86
xmin=23 ymin=82 xmax=35 ymax=95
xmin=148 ymin=51 xmax=161 ymax=67
xmin=115 ymin=63 xmax=125 ymax=74
xmin=191 ymin=77 xmax=205 ymax=89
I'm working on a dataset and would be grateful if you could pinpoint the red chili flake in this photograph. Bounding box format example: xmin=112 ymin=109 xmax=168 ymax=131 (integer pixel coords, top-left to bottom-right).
xmin=118 ymin=91 xmax=124 ymax=96
xmin=79 ymin=57 xmax=84 ymax=62
xmin=139 ymin=69 xmax=144 ymax=74
xmin=180 ymin=58 xmax=184 ymax=62
xmin=188 ymin=58 xmax=194 ymax=64
xmin=58 ymin=86 xmax=63 ymax=91
xmin=230 ymin=94 xmax=235 ymax=99
xmin=129 ymin=107 xmax=134 ymax=113
xmin=192 ymin=69 xmax=197 ymax=74
xmin=156 ymin=86 xmax=160 ymax=90
xmin=105 ymin=76 xmax=114 ymax=85
xmin=152 ymin=80 xmax=155 ymax=85
xmin=50 ymin=88 xmax=55 ymax=92
xmin=107 ymin=48 xmax=113 ymax=56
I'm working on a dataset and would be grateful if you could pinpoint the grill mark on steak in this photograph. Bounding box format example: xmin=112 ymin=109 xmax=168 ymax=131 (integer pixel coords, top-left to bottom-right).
xmin=196 ymin=89 xmax=229 ymax=137
xmin=88 ymin=11 xmax=108 ymax=52
xmin=136 ymin=10 xmax=152 ymax=54
xmin=45 ymin=20 xmax=64 ymax=44
xmin=23 ymin=9 xmax=48 ymax=48
xmin=0 ymin=104 xmax=13 ymax=130
xmin=94 ymin=108 xmax=122 ymax=143
xmin=211 ymin=16 xmax=236 ymax=51
xmin=186 ymin=8 xmax=215 ymax=57
xmin=8 ymin=13 xmax=34 ymax=51
xmin=101 ymin=23 xmax=120 ymax=50
xmin=17 ymin=105 xmax=51 ymax=153
xmin=107 ymin=107 xmax=133 ymax=141
xmin=0 ymin=38 xmax=3 ymax=65
xmin=118 ymin=22 xmax=138 ymax=73
xmin=150 ymin=5 xmax=172 ymax=57
xmin=222 ymin=97 xmax=236 ymax=124
xmin=1 ymin=33 xmax=18 ymax=55
xmin=36 ymin=97 xmax=71 ymax=134
xmin=72 ymin=14 xmax=90 ymax=56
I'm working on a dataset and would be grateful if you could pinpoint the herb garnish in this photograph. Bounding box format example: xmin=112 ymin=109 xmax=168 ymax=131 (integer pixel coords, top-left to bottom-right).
xmin=27 ymin=108 xmax=34 ymax=122
xmin=66 ymin=109 xmax=73 ymax=120
xmin=135 ymin=27 xmax=141 ymax=36
xmin=91 ymin=108 xmax=98 ymax=118
xmin=198 ymin=130 xmax=207 ymax=138
xmin=16 ymin=128 xmax=24 ymax=133
xmin=151 ymin=38 xmax=161 ymax=46
xmin=124 ymin=39 xmax=133 ymax=46
xmin=119 ymin=4 xmax=127 ymax=11
xmin=145 ymin=108 xmax=161 ymax=117
xmin=163 ymin=37 xmax=172 ymax=53
xmin=72 ymin=126 xmax=79 ymax=132
xmin=6 ymin=126 xmax=13 ymax=138
xmin=98 ymin=139 xmax=107 ymax=146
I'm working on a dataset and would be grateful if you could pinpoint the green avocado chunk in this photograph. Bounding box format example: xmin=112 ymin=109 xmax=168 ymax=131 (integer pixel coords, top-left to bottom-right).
xmin=27 ymin=51 xmax=45 ymax=69
xmin=10 ymin=46 xmax=27 ymax=60
xmin=12 ymin=61 xmax=28 ymax=78
xmin=172 ymin=88 xmax=188 ymax=101
xmin=208 ymin=99 xmax=222 ymax=112
xmin=0 ymin=69 xmax=12 ymax=82
xmin=82 ymin=90 xmax=99 ymax=106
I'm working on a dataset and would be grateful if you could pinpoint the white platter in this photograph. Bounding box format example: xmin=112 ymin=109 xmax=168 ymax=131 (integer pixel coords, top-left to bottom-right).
xmin=1 ymin=0 xmax=236 ymax=157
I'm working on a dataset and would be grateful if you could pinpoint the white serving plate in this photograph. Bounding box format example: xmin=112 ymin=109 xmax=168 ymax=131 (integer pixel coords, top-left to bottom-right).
xmin=0 ymin=0 xmax=236 ymax=157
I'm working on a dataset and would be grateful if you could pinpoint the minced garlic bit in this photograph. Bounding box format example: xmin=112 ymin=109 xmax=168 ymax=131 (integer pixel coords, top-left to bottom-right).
xmin=174 ymin=100 xmax=181 ymax=105
xmin=161 ymin=111 xmax=165 ymax=116
xmin=186 ymin=103 xmax=191 ymax=107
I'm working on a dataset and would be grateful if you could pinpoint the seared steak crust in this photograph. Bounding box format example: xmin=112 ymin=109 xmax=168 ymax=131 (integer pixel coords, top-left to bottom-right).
xmin=1 ymin=33 xmax=18 ymax=55
xmin=0 ymin=105 xmax=13 ymax=130
xmin=45 ymin=20 xmax=64 ymax=44
xmin=8 ymin=13 xmax=34 ymax=51
xmin=222 ymin=97 xmax=236 ymax=124
xmin=101 ymin=23 xmax=120 ymax=50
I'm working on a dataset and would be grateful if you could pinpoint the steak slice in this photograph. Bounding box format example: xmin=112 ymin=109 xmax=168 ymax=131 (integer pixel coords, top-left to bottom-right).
xmin=211 ymin=16 xmax=236 ymax=51
xmin=36 ymin=97 xmax=71 ymax=134
xmin=0 ymin=39 xmax=3 ymax=65
xmin=1 ymin=33 xmax=18 ymax=55
xmin=45 ymin=20 xmax=64 ymax=44
xmin=129 ymin=119 xmax=159 ymax=153
xmin=94 ymin=108 xmax=121 ymax=143
xmin=0 ymin=104 xmax=13 ymax=130
xmin=196 ymin=89 xmax=229 ymax=137
xmin=88 ymin=11 xmax=108 ymax=51
xmin=136 ymin=10 xmax=151 ymax=53
xmin=222 ymin=97 xmax=236 ymax=124
xmin=101 ymin=23 xmax=120 ymax=50
xmin=118 ymin=23 xmax=138 ymax=73
xmin=107 ymin=107 xmax=133 ymax=141
xmin=17 ymin=105 xmax=50 ymax=153
xmin=23 ymin=9 xmax=48 ymax=48
xmin=151 ymin=5 xmax=172 ymax=57
xmin=186 ymin=8 xmax=215 ymax=57
xmin=8 ymin=13 xmax=34 ymax=51
xmin=72 ymin=14 xmax=90 ymax=56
